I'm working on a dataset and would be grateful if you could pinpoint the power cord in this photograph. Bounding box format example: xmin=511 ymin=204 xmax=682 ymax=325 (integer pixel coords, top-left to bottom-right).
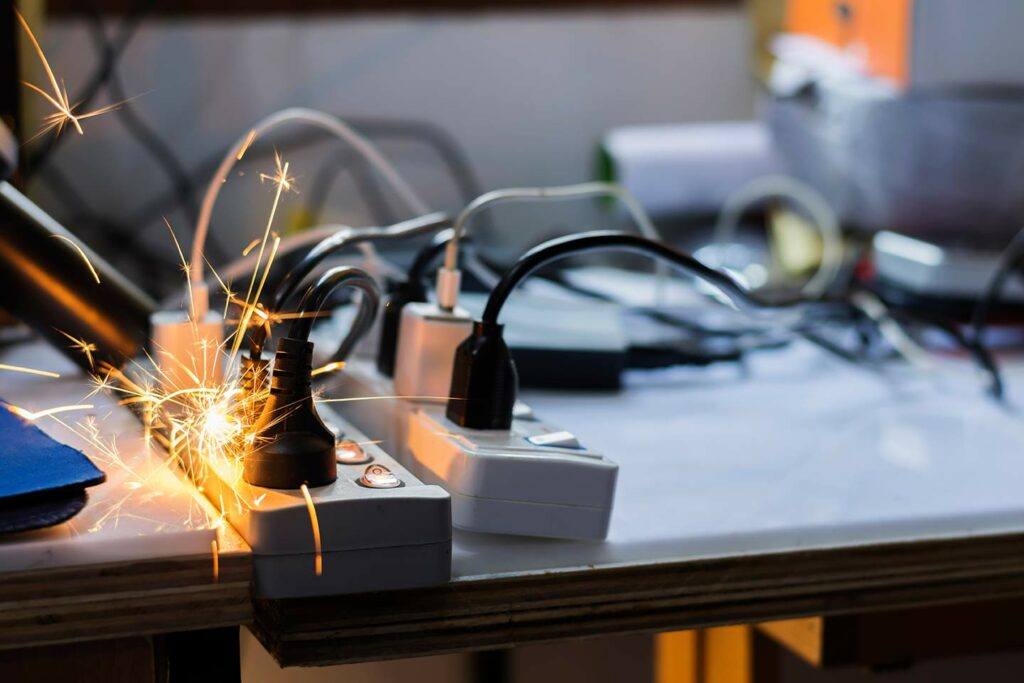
xmin=447 ymin=230 xmax=809 ymax=429
xmin=245 ymin=266 xmax=380 ymax=489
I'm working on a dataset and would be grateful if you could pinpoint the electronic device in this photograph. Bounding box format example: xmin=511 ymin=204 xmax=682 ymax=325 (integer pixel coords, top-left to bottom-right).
xmin=869 ymin=230 xmax=1024 ymax=321
xmin=194 ymin=403 xmax=451 ymax=599
xmin=324 ymin=358 xmax=617 ymax=541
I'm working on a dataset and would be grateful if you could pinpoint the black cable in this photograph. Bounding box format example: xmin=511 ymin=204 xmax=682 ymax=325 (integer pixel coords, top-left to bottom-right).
xmin=83 ymin=8 xmax=215 ymax=258
xmin=448 ymin=231 xmax=810 ymax=429
xmin=968 ymin=227 xmax=1024 ymax=399
xmin=482 ymin=231 xmax=803 ymax=326
xmin=269 ymin=212 xmax=450 ymax=313
xmin=305 ymin=151 xmax=398 ymax=226
xmin=287 ymin=266 xmax=380 ymax=363
xmin=244 ymin=212 xmax=448 ymax=360
xmin=895 ymin=308 xmax=1004 ymax=399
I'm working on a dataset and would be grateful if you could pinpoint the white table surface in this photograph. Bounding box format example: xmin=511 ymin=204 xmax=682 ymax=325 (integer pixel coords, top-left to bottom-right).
xmin=0 ymin=344 xmax=222 ymax=573
xmin=451 ymin=342 xmax=1024 ymax=580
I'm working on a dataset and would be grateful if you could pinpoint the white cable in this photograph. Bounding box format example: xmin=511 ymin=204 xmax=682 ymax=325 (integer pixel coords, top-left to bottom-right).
xmin=437 ymin=182 xmax=662 ymax=310
xmin=712 ymin=174 xmax=843 ymax=298
xmin=209 ymin=223 xmax=356 ymax=287
xmin=188 ymin=107 xmax=430 ymax=317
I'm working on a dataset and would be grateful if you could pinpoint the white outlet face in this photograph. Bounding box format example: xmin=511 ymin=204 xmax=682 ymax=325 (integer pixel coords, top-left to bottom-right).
xmin=326 ymin=359 xmax=618 ymax=540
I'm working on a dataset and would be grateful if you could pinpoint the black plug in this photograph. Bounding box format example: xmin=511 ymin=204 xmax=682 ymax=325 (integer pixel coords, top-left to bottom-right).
xmin=445 ymin=321 xmax=518 ymax=430
xmin=244 ymin=336 xmax=336 ymax=489
xmin=375 ymin=277 xmax=426 ymax=378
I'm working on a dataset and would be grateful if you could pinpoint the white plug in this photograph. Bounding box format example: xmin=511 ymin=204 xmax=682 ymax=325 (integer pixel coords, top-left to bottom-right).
xmin=392 ymin=302 xmax=472 ymax=400
xmin=150 ymin=303 xmax=225 ymax=390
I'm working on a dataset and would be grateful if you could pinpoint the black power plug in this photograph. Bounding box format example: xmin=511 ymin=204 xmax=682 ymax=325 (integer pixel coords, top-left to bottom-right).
xmin=375 ymin=277 xmax=424 ymax=378
xmin=244 ymin=265 xmax=381 ymax=489
xmin=445 ymin=321 xmax=518 ymax=430
xmin=245 ymin=336 xmax=336 ymax=489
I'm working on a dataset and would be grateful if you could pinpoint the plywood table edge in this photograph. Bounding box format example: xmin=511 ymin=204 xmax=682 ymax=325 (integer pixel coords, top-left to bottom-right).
xmin=251 ymin=531 xmax=1024 ymax=667
xmin=0 ymin=547 xmax=254 ymax=650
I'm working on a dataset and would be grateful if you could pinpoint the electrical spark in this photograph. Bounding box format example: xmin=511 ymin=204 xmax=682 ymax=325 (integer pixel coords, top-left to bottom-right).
xmin=211 ymin=539 xmax=220 ymax=582
xmin=0 ymin=363 xmax=60 ymax=378
xmin=53 ymin=234 xmax=101 ymax=283
xmin=241 ymin=238 xmax=261 ymax=256
xmin=259 ymin=151 xmax=297 ymax=195
xmin=236 ymin=129 xmax=257 ymax=160
xmin=310 ymin=361 xmax=346 ymax=378
xmin=227 ymin=154 xmax=293 ymax=361
xmin=8 ymin=403 xmax=93 ymax=421
xmin=57 ymin=330 xmax=98 ymax=369
xmin=15 ymin=8 xmax=127 ymax=141
xmin=300 ymin=484 xmax=323 ymax=576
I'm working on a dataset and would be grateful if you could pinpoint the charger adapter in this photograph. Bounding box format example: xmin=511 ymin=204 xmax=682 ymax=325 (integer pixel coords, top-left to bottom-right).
xmin=149 ymin=305 xmax=225 ymax=389
xmin=392 ymin=302 xmax=473 ymax=400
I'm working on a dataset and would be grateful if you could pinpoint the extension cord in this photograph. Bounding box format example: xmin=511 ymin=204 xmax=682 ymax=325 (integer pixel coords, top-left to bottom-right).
xmin=326 ymin=358 xmax=617 ymax=540
xmin=198 ymin=404 xmax=451 ymax=598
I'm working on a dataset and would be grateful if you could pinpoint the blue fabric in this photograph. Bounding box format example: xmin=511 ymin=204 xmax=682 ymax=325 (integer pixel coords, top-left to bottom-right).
xmin=0 ymin=402 xmax=105 ymax=502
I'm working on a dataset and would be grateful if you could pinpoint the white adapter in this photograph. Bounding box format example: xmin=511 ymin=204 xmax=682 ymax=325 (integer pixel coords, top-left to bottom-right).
xmin=327 ymin=358 xmax=618 ymax=540
xmin=150 ymin=306 xmax=225 ymax=389
xmin=392 ymin=302 xmax=472 ymax=401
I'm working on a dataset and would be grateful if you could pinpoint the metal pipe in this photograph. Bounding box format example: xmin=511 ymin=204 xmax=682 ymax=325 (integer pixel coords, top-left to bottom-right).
xmin=0 ymin=180 xmax=156 ymax=372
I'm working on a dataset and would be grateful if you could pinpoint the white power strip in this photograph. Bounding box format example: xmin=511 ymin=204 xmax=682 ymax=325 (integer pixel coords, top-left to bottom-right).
xmin=197 ymin=404 xmax=451 ymax=598
xmin=326 ymin=358 xmax=618 ymax=540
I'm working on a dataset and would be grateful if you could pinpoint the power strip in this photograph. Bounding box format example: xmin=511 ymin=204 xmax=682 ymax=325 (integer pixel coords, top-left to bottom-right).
xmin=326 ymin=358 xmax=618 ymax=540
xmin=125 ymin=367 xmax=453 ymax=599
xmin=204 ymin=404 xmax=451 ymax=598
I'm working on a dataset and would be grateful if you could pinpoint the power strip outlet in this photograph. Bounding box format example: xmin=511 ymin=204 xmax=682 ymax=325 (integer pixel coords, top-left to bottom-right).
xmin=327 ymin=358 xmax=617 ymax=540
xmin=199 ymin=404 xmax=451 ymax=598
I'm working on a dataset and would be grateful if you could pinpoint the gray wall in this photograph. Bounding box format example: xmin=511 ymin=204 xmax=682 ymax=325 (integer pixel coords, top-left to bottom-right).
xmin=23 ymin=7 xmax=753 ymax=268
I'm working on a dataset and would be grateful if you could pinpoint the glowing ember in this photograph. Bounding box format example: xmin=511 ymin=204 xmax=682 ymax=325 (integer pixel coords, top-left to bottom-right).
xmin=52 ymin=234 xmax=102 ymax=284
xmin=300 ymin=484 xmax=323 ymax=576
xmin=0 ymin=363 xmax=60 ymax=379
xmin=8 ymin=403 xmax=93 ymax=421
xmin=311 ymin=361 xmax=346 ymax=377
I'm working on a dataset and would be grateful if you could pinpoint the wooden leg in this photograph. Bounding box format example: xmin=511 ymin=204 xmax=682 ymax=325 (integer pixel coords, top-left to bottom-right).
xmin=655 ymin=627 xmax=779 ymax=683
xmin=655 ymin=629 xmax=699 ymax=683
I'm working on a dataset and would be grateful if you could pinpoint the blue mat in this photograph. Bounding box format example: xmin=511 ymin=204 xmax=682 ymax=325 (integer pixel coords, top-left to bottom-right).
xmin=0 ymin=402 xmax=106 ymax=534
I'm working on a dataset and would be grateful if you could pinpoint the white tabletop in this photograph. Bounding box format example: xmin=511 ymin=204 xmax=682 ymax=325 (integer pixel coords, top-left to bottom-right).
xmin=0 ymin=344 xmax=222 ymax=573
xmin=451 ymin=342 xmax=1024 ymax=580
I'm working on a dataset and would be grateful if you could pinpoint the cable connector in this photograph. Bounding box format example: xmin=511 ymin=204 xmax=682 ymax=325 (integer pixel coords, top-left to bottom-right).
xmin=445 ymin=321 xmax=518 ymax=430
xmin=245 ymin=336 xmax=336 ymax=489
xmin=435 ymin=267 xmax=462 ymax=311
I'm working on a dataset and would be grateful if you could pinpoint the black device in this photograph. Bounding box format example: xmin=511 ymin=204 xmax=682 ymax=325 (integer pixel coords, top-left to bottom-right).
xmin=0 ymin=122 xmax=156 ymax=373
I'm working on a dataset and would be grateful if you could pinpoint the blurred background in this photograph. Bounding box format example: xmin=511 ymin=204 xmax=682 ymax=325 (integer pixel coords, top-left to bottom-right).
xmin=6 ymin=1 xmax=752 ymax=293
